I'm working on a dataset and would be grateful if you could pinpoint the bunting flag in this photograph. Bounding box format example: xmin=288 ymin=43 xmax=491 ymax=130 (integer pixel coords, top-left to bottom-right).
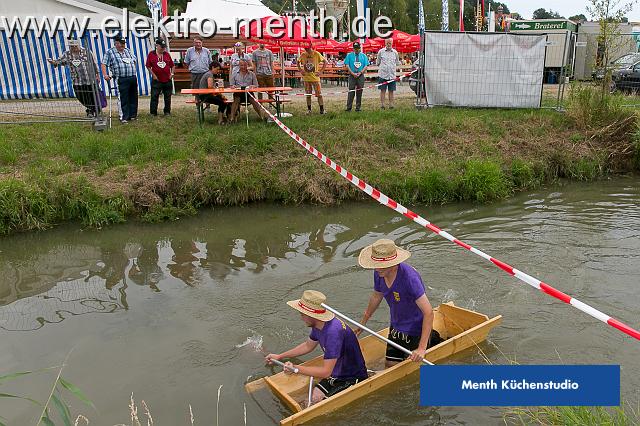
xmin=418 ymin=0 xmax=426 ymax=33
xmin=459 ymin=0 xmax=465 ymax=31
xmin=442 ymin=0 xmax=449 ymax=31
xmin=146 ymin=0 xmax=162 ymax=18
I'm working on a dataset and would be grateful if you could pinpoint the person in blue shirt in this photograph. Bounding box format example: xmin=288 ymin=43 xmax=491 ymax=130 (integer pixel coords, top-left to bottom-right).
xmin=343 ymin=42 xmax=370 ymax=112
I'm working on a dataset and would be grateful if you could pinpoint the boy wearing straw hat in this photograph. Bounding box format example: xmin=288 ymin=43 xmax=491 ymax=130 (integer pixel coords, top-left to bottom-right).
xmin=357 ymin=239 xmax=441 ymax=367
xmin=266 ymin=290 xmax=368 ymax=405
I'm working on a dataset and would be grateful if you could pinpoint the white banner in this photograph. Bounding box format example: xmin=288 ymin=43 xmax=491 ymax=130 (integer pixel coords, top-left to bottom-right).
xmin=423 ymin=32 xmax=546 ymax=108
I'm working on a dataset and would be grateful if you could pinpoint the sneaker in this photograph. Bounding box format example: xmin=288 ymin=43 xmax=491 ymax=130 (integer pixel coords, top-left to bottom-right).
xmin=163 ymin=112 xmax=171 ymax=116
xmin=389 ymin=105 xmax=395 ymax=110
xmin=151 ymin=113 xmax=158 ymax=117
xmin=355 ymin=109 xmax=361 ymax=112
xmin=306 ymin=109 xmax=312 ymax=115
xmin=120 ymin=119 xmax=128 ymax=124
xmin=345 ymin=108 xmax=352 ymax=112
xmin=319 ymin=109 xmax=326 ymax=115
xmin=381 ymin=105 xmax=386 ymax=110
xmin=129 ymin=117 xmax=137 ymax=121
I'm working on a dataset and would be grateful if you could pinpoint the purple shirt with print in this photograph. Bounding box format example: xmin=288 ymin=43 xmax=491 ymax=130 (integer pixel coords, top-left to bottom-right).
xmin=373 ymin=262 xmax=426 ymax=336
xmin=309 ymin=318 xmax=368 ymax=380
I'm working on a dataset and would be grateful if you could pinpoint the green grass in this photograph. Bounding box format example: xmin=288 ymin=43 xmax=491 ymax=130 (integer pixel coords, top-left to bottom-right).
xmin=505 ymin=403 xmax=639 ymax=426
xmin=0 ymin=94 xmax=636 ymax=235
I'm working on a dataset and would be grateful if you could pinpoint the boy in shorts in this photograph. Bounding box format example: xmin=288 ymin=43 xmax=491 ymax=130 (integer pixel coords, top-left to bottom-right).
xmin=297 ymin=46 xmax=326 ymax=114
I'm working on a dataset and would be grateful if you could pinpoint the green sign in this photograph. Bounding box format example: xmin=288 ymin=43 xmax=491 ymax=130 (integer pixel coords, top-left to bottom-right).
xmin=511 ymin=20 xmax=577 ymax=32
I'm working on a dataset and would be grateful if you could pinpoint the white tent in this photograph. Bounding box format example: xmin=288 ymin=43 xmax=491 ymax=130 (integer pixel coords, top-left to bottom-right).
xmin=1 ymin=0 xmax=148 ymax=30
xmin=169 ymin=0 xmax=276 ymax=35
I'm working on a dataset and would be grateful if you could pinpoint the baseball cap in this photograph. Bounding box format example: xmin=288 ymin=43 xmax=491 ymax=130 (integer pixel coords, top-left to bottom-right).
xmin=353 ymin=41 xmax=361 ymax=49
xmin=155 ymin=37 xmax=166 ymax=47
xmin=114 ymin=34 xmax=126 ymax=43
xmin=68 ymin=39 xmax=81 ymax=47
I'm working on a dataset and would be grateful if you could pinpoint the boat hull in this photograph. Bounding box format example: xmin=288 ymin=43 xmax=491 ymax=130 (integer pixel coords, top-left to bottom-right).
xmin=245 ymin=302 xmax=502 ymax=425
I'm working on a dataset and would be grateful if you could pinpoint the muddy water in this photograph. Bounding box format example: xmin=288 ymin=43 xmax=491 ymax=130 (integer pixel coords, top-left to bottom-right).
xmin=1 ymin=177 xmax=638 ymax=425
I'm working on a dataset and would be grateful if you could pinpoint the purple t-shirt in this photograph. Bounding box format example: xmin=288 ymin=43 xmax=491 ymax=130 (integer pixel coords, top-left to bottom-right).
xmin=374 ymin=262 xmax=426 ymax=336
xmin=309 ymin=318 xmax=368 ymax=380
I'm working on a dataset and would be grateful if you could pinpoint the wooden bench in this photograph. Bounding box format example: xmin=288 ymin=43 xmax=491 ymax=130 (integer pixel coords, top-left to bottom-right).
xmin=186 ymin=98 xmax=291 ymax=124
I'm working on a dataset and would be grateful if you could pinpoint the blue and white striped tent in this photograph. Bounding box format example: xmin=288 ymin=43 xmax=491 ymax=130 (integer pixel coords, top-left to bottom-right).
xmin=0 ymin=29 xmax=153 ymax=100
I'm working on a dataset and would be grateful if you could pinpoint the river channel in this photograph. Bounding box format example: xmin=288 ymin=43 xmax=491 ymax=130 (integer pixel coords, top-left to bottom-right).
xmin=1 ymin=177 xmax=638 ymax=425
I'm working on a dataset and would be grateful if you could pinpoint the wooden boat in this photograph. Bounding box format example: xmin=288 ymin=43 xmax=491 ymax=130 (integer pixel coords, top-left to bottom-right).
xmin=245 ymin=302 xmax=502 ymax=425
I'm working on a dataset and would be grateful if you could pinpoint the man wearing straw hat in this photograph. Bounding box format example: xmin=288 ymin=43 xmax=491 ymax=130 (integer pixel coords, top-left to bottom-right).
xmin=357 ymin=239 xmax=441 ymax=367
xmin=266 ymin=290 xmax=368 ymax=404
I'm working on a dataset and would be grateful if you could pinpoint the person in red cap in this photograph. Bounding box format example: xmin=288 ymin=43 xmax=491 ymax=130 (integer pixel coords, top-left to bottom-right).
xmin=356 ymin=239 xmax=442 ymax=367
xmin=266 ymin=290 xmax=368 ymax=405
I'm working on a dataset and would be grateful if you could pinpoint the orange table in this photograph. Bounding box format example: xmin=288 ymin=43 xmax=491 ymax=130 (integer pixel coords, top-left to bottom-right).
xmin=181 ymin=86 xmax=292 ymax=125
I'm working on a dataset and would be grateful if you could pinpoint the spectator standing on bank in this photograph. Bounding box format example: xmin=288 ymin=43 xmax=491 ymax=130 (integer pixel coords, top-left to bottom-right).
xmin=344 ymin=42 xmax=369 ymax=112
xmin=376 ymin=38 xmax=401 ymax=109
xmin=184 ymin=36 xmax=210 ymax=89
xmin=298 ymin=45 xmax=326 ymax=114
xmin=145 ymin=38 xmax=175 ymax=116
xmin=252 ymin=43 xmax=274 ymax=100
xmin=101 ymin=34 xmax=138 ymax=123
xmin=229 ymin=42 xmax=253 ymax=82
xmin=48 ymin=38 xmax=101 ymax=117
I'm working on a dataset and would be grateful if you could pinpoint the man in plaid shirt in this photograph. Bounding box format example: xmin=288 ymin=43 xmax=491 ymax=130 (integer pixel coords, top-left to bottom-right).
xmin=101 ymin=34 xmax=139 ymax=123
xmin=48 ymin=39 xmax=101 ymax=117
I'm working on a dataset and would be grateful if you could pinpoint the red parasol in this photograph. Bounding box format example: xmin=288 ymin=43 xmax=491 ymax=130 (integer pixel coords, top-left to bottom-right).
xmin=240 ymin=16 xmax=327 ymax=48
xmin=395 ymin=34 xmax=421 ymax=53
xmin=337 ymin=38 xmax=383 ymax=53
xmin=315 ymin=38 xmax=341 ymax=53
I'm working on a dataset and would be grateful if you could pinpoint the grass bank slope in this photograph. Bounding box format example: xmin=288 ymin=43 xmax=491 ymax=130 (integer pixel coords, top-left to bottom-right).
xmin=0 ymin=95 xmax=637 ymax=234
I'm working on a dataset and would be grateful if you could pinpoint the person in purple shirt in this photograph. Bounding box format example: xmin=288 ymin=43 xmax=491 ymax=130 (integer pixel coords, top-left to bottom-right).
xmin=357 ymin=239 xmax=442 ymax=367
xmin=266 ymin=290 xmax=368 ymax=405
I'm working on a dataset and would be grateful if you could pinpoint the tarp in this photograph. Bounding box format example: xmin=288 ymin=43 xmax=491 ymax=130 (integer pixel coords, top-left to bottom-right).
xmin=423 ymin=32 xmax=546 ymax=108
xmin=0 ymin=29 xmax=153 ymax=100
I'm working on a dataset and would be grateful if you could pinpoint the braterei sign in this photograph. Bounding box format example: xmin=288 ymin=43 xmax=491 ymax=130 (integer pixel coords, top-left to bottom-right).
xmin=511 ymin=20 xmax=578 ymax=33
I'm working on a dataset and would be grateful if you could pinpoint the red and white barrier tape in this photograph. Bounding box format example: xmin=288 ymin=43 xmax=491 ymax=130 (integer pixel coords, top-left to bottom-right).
xmin=275 ymin=69 xmax=418 ymax=98
xmin=248 ymin=93 xmax=640 ymax=342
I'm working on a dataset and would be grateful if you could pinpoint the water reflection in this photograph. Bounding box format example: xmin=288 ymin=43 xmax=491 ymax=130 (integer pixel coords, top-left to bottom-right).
xmin=0 ymin=178 xmax=639 ymax=425
xmin=0 ymin=207 xmax=396 ymax=331
xmin=1 ymin=178 xmax=639 ymax=336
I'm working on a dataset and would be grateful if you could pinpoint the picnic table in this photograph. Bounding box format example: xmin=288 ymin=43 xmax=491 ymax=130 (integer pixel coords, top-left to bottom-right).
xmin=181 ymin=86 xmax=292 ymax=125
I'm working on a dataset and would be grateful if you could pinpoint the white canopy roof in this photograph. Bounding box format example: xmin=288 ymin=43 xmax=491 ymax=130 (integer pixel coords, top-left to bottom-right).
xmin=171 ymin=0 xmax=276 ymax=34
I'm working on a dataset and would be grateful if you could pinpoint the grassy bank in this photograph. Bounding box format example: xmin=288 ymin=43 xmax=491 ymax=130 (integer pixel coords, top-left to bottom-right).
xmin=0 ymin=92 xmax=638 ymax=235
xmin=505 ymin=403 xmax=640 ymax=426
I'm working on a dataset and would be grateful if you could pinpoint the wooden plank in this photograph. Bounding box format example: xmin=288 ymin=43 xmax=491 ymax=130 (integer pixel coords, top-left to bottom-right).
xmin=265 ymin=376 xmax=303 ymax=413
xmin=245 ymin=378 xmax=267 ymax=393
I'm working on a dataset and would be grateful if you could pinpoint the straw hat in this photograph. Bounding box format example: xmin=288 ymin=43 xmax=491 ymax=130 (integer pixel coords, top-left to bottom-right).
xmin=287 ymin=290 xmax=335 ymax=322
xmin=358 ymin=239 xmax=411 ymax=269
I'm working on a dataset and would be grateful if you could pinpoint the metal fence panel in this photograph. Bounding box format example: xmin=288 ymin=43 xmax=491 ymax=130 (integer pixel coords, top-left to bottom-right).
xmin=422 ymin=32 xmax=546 ymax=108
xmin=0 ymin=29 xmax=152 ymax=125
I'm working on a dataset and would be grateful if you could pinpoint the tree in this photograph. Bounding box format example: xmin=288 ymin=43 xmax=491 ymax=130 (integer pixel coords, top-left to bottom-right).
xmin=491 ymin=2 xmax=510 ymax=14
xmin=569 ymin=13 xmax=588 ymax=23
xmin=532 ymin=8 xmax=564 ymax=19
xmin=586 ymin=0 xmax=636 ymax=93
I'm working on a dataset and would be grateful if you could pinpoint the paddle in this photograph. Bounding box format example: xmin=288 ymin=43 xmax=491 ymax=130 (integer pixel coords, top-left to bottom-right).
xmin=267 ymin=357 xmax=300 ymax=374
xmin=321 ymin=303 xmax=435 ymax=366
